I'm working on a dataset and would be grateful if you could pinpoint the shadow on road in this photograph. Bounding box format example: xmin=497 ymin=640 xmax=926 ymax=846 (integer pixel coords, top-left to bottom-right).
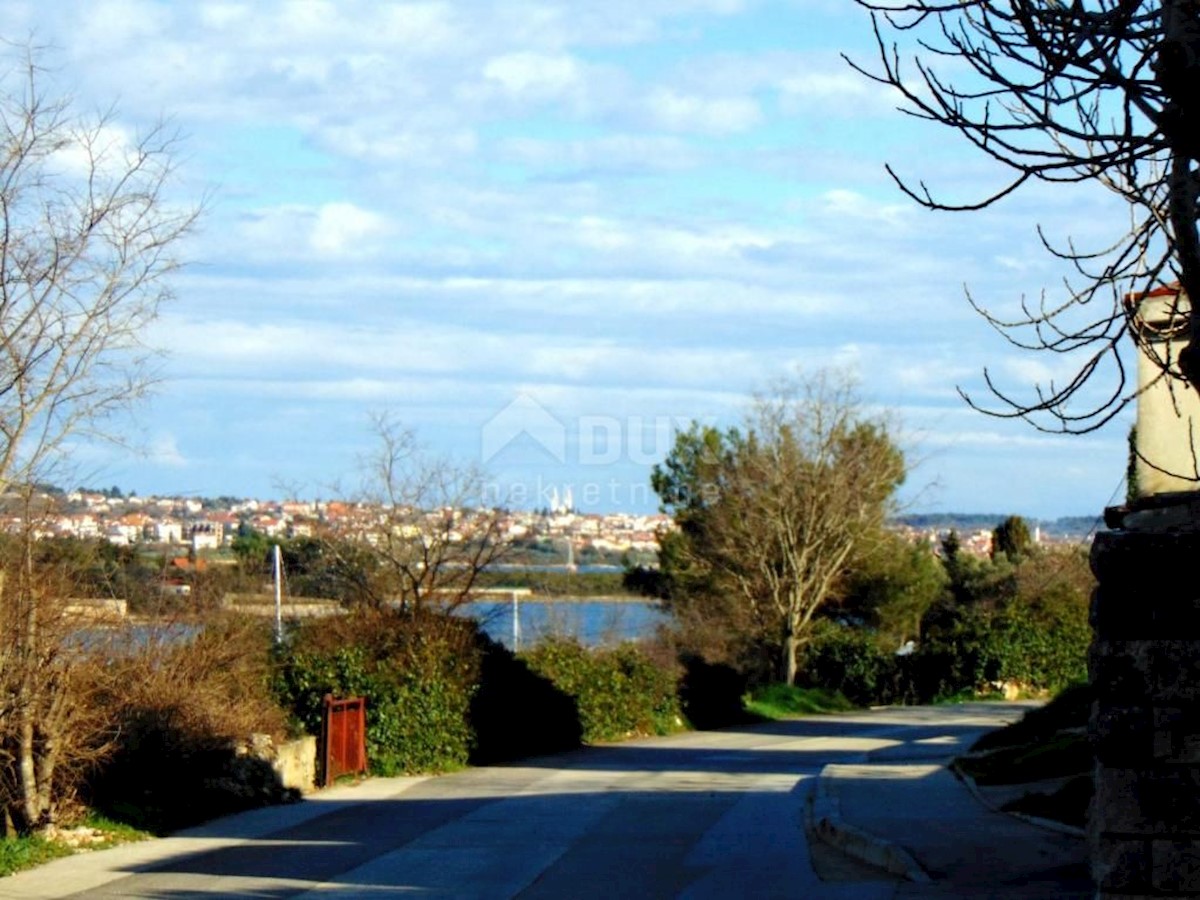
xmin=49 ymin=705 xmax=1031 ymax=898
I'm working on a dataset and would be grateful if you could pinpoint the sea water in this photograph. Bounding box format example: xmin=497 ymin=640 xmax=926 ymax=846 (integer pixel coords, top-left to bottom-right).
xmin=465 ymin=599 xmax=667 ymax=650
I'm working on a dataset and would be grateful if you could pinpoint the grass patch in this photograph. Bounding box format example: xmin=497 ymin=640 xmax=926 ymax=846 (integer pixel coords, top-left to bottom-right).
xmin=956 ymin=729 xmax=1091 ymax=785
xmin=0 ymin=813 xmax=154 ymax=878
xmin=970 ymin=681 xmax=1091 ymax=753
xmin=81 ymin=813 xmax=155 ymax=848
xmin=0 ymin=834 xmax=71 ymax=877
xmin=743 ymin=684 xmax=855 ymax=719
xmin=1001 ymin=774 xmax=1093 ymax=830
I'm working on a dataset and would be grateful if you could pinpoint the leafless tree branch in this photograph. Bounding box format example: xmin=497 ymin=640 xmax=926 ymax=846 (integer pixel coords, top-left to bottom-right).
xmin=849 ymin=0 xmax=1200 ymax=432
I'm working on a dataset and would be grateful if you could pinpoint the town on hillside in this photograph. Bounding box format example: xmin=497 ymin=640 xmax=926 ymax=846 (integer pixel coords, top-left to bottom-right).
xmin=1 ymin=486 xmax=1098 ymax=564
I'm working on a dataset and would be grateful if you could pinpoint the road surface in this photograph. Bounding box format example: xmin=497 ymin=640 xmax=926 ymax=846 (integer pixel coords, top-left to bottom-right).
xmin=0 ymin=703 xmax=1033 ymax=899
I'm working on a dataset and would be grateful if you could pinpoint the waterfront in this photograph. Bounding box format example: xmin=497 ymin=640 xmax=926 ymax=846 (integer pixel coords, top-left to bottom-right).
xmin=466 ymin=599 xmax=667 ymax=650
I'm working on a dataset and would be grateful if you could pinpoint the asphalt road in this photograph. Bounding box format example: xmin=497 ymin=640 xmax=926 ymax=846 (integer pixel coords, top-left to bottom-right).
xmin=0 ymin=703 xmax=1033 ymax=899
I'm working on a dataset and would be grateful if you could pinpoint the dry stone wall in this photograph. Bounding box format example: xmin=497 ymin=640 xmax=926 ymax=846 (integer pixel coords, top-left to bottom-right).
xmin=1091 ymin=524 xmax=1200 ymax=897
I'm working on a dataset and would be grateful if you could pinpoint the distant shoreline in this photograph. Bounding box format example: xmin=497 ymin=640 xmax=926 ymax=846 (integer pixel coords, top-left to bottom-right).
xmin=474 ymin=594 xmax=650 ymax=605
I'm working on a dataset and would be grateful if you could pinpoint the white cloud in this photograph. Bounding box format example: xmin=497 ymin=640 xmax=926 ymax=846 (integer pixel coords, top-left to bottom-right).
xmin=309 ymin=202 xmax=392 ymax=257
xmin=78 ymin=0 xmax=172 ymax=44
xmin=4 ymin=1 xmax=1139 ymax=511
xmin=483 ymin=52 xmax=582 ymax=99
xmin=997 ymin=357 xmax=1063 ymax=388
xmin=315 ymin=120 xmax=478 ymax=165
xmin=820 ymin=189 xmax=912 ymax=225
xmin=497 ymin=133 xmax=699 ymax=173
xmin=778 ymin=70 xmax=895 ymax=114
xmin=149 ymin=434 xmax=189 ymax=467
xmin=198 ymin=2 xmax=252 ymax=29
xmin=643 ymin=88 xmax=762 ymax=134
xmin=230 ymin=202 xmax=393 ymax=261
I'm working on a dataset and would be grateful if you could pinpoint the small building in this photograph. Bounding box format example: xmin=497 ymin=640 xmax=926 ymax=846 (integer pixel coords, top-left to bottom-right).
xmin=190 ymin=521 xmax=223 ymax=551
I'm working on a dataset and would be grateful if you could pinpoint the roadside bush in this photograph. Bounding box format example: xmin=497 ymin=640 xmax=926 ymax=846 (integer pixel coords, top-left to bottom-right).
xmin=469 ymin=634 xmax=582 ymax=764
xmin=794 ymin=583 xmax=1089 ymax=706
xmin=676 ymin=654 xmax=754 ymax=729
xmin=798 ymin=620 xmax=910 ymax=707
xmin=87 ymin=617 xmax=292 ymax=833
xmin=521 ymin=638 xmax=682 ymax=743
xmin=274 ymin=610 xmax=479 ymax=775
xmin=913 ymin=602 xmax=1089 ymax=701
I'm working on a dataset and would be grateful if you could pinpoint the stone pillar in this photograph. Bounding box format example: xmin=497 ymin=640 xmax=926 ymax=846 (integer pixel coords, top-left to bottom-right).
xmin=1129 ymin=286 xmax=1200 ymax=496
xmin=1090 ymin=496 xmax=1200 ymax=897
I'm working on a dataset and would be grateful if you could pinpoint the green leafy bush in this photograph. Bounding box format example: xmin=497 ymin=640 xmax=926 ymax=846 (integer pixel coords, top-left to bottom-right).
xmin=274 ymin=611 xmax=479 ymax=775
xmin=914 ymin=603 xmax=1089 ymax=701
xmin=521 ymin=638 xmax=682 ymax=743
xmin=798 ymin=620 xmax=910 ymax=706
xmin=676 ymin=654 xmax=755 ymax=729
xmin=796 ymin=581 xmax=1089 ymax=707
xmin=468 ymin=634 xmax=582 ymax=764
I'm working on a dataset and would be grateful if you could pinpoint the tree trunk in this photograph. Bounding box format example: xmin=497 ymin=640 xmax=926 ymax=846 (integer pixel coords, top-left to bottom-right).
xmin=783 ymin=629 xmax=799 ymax=686
xmin=14 ymin=542 xmax=45 ymax=832
xmin=17 ymin=710 xmax=41 ymax=832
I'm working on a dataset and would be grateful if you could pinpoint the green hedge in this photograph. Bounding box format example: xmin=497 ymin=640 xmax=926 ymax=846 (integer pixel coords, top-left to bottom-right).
xmin=521 ymin=638 xmax=682 ymax=743
xmin=468 ymin=634 xmax=583 ymax=764
xmin=276 ymin=616 xmax=685 ymax=773
xmin=274 ymin=613 xmax=479 ymax=775
xmin=799 ymin=602 xmax=1089 ymax=706
xmin=914 ymin=605 xmax=1088 ymax=700
xmin=797 ymin=620 xmax=910 ymax=706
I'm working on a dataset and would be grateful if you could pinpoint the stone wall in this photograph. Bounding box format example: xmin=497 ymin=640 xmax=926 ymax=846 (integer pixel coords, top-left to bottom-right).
xmin=1090 ymin=523 xmax=1200 ymax=897
xmin=272 ymin=735 xmax=318 ymax=795
xmin=226 ymin=733 xmax=318 ymax=802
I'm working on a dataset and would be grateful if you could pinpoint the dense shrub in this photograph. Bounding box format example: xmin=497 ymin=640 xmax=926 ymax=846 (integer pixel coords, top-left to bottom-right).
xmin=797 ymin=590 xmax=1089 ymax=707
xmin=798 ymin=621 xmax=912 ymax=706
xmin=676 ymin=654 xmax=754 ymax=729
xmin=521 ymin=638 xmax=682 ymax=743
xmin=88 ymin=617 xmax=292 ymax=833
xmin=468 ymin=634 xmax=582 ymax=764
xmin=915 ymin=604 xmax=1088 ymax=700
xmin=274 ymin=611 xmax=479 ymax=775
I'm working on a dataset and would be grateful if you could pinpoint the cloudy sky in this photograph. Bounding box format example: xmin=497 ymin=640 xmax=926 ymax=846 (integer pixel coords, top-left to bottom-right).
xmin=11 ymin=0 xmax=1137 ymax=518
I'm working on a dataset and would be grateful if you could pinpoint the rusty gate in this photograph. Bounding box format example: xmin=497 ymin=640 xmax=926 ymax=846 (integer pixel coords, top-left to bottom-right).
xmin=321 ymin=694 xmax=367 ymax=787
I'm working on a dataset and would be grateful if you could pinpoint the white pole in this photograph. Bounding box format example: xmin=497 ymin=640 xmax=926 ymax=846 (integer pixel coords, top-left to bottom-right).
xmin=512 ymin=591 xmax=520 ymax=652
xmin=273 ymin=543 xmax=283 ymax=644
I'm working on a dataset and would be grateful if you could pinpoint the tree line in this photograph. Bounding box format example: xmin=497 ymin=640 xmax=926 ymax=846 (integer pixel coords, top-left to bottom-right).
xmin=629 ymin=373 xmax=1093 ymax=701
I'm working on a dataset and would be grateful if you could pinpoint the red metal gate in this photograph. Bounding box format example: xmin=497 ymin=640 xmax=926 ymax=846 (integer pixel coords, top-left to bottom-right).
xmin=322 ymin=694 xmax=367 ymax=787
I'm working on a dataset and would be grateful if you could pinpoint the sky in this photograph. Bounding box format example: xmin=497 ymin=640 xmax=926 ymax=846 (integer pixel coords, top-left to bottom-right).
xmin=8 ymin=0 xmax=1138 ymax=519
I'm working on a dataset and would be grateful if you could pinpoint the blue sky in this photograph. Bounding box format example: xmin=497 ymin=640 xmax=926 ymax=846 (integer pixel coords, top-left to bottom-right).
xmin=16 ymin=0 xmax=1134 ymax=517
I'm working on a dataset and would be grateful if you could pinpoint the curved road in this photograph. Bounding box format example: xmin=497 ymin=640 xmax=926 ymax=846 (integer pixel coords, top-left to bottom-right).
xmin=0 ymin=704 xmax=1033 ymax=899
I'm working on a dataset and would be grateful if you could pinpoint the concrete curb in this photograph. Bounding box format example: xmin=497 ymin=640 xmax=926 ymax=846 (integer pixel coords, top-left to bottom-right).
xmin=806 ymin=765 xmax=931 ymax=883
xmin=949 ymin=762 xmax=1087 ymax=839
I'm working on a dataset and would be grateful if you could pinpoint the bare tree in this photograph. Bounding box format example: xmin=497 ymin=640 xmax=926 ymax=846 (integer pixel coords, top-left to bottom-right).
xmin=0 ymin=46 xmax=196 ymax=832
xmin=652 ymin=373 xmax=906 ymax=684
xmin=321 ymin=414 xmax=511 ymax=613
xmin=848 ymin=1 xmax=1200 ymax=432
xmin=0 ymin=502 xmax=121 ymax=835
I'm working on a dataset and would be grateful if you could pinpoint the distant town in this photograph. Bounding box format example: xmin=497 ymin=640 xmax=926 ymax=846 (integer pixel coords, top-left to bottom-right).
xmin=1 ymin=486 xmax=1102 ymax=564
